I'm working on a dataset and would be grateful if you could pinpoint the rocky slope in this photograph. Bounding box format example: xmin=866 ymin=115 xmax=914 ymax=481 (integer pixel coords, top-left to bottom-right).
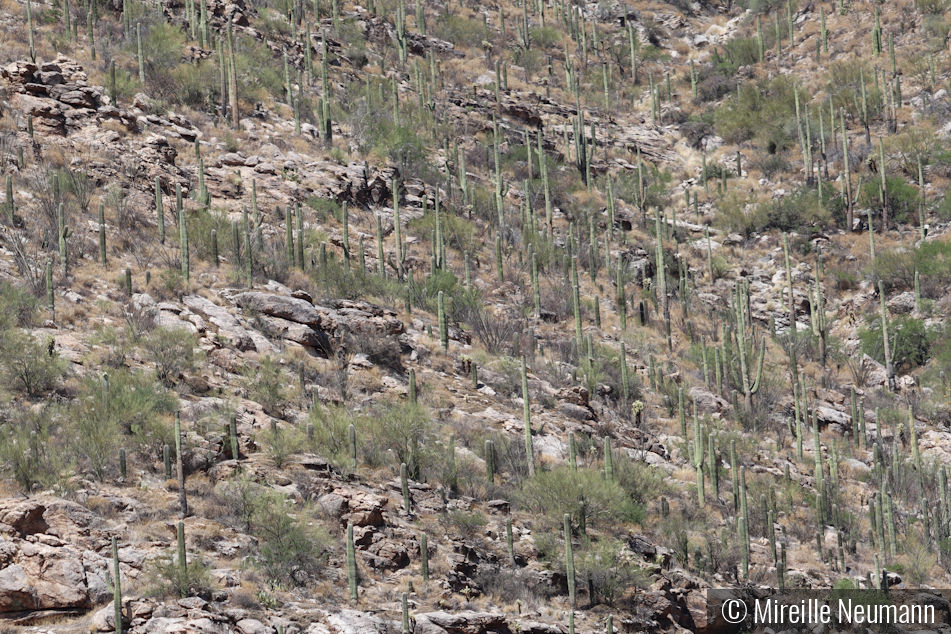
xmin=2 ymin=0 xmax=951 ymax=631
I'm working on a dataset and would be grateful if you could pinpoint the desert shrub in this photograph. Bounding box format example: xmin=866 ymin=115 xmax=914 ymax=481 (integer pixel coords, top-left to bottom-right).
xmin=306 ymin=404 xmax=357 ymax=469
xmin=758 ymin=189 xmax=831 ymax=232
xmin=357 ymin=402 xmax=436 ymax=479
xmin=446 ymin=510 xmax=488 ymax=539
xmin=254 ymin=497 xmax=331 ymax=587
xmin=147 ymin=552 xmax=213 ymax=599
xmin=715 ymin=36 xmax=760 ymax=75
xmin=859 ymin=315 xmax=933 ymax=372
xmin=714 ymin=76 xmax=801 ymax=149
xmin=751 ymin=153 xmax=790 ymax=178
xmin=530 ymin=26 xmax=562 ymax=49
xmin=0 ymin=330 xmax=67 ymax=397
xmin=871 ymin=239 xmax=951 ymax=296
xmin=0 ymin=281 xmax=37 ymax=328
xmin=858 ymin=176 xmax=920 ymax=225
xmin=246 ymin=356 xmax=293 ymax=417
xmin=614 ymin=457 xmax=668 ymax=506
xmin=143 ymin=327 xmax=197 ymax=386
xmin=575 ymin=538 xmax=649 ymax=607
xmin=0 ymin=408 xmax=66 ymax=492
xmin=518 ymin=466 xmax=642 ymax=531
xmin=825 ymin=60 xmax=884 ymax=121
xmin=260 ymin=423 xmax=306 ymax=468
xmin=432 ymin=13 xmax=485 ymax=48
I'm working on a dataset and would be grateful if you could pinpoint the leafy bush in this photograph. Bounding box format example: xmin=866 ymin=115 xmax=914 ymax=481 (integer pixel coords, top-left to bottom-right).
xmin=306 ymin=404 xmax=357 ymax=469
xmin=260 ymin=423 xmax=306 ymax=468
xmin=518 ymin=467 xmax=642 ymax=531
xmin=432 ymin=13 xmax=485 ymax=48
xmin=858 ymin=176 xmax=920 ymax=225
xmin=143 ymin=327 xmax=197 ymax=386
xmin=714 ymin=77 xmax=801 ymax=149
xmin=246 ymin=356 xmax=293 ymax=417
xmin=254 ymin=497 xmax=331 ymax=587
xmin=147 ymin=552 xmax=212 ymax=599
xmin=0 ymin=330 xmax=67 ymax=397
xmin=0 ymin=408 xmax=66 ymax=492
xmin=0 ymin=281 xmax=37 ymax=329
xmin=358 ymin=402 xmax=436 ymax=479
xmin=575 ymin=538 xmax=649 ymax=606
xmin=871 ymin=239 xmax=951 ymax=296
xmin=859 ymin=315 xmax=933 ymax=372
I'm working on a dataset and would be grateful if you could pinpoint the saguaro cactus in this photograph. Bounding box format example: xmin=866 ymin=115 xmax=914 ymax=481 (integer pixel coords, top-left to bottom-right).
xmin=521 ymin=357 xmax=535 ymax=476
xmin=175 ymin=412 xmax=187 ymax=517
xmin=691 ymin=414 xmax=705 ymax=505
xmin=437 ymin=291 xmax=448 ymax=351
xmin=112 ymin=536 xmax=122 ymax=634
xmin=400 ymin=462 xmax=411 ymax=514
xmin=346 ymin=522 xmax=358 ymax=601
xmin=420 ymin=532 xmax=429 ymax=581
xmin=564 ymin=514 xmax=576 ymax=608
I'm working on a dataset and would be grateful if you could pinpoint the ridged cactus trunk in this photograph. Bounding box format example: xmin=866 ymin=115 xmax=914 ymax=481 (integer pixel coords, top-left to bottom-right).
xmin=564 ymin=514 xmax=575 ymax=608
xmin=112 ymin=536 xmax=122 ymax=634
xmin=346 ymin=522 xmax=358 ymax=601
xmin=521 ymin=357 xmax=535 ymax=476
xmin=437 ymin=290 xmax=448 ymax=351
xmin=175 ymin=412 xmax=187 ymax=517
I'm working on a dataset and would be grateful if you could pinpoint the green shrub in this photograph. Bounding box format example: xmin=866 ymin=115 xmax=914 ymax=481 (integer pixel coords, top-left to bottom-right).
xmin=714 ymin=76 xmax=801 ymax=149
xmin=518 ymin=466 xmax=642 ymax=531
xmin=530 ymin=26 xmax=562 ymax=49
xmin=358 ymin=402 xmax=436 ymax=480
xmin=260 ymin=423 xmax=306 ymax=468
xmin=254 ymin=497 xmax=331 ymax=587
xmin=825 ymin=61 xmax=883 ymax=121
xmin=859 ymin=315 xmax=933 ymax=372
xmin=143 ymin=327 xmax=197 ymax=386
xmin=306 ymin=404 xmax=358 ymax=469
xmin=0 ymin=281 xmax=37 ymax=329
xmin=246 ymin=356 xmax=293 ymax=417
xmin=0 ymin=330 xmax=67 ymax=397
xmin=859 ymin=176 xmax=920 ymax=225
xmin=147 ymin=552 xmax=213 ymax=599
xmin=871 ymin=239 xmax=951 ymax=297
xmin=432 ymin=13 xmax=485 ymax=48
xmin=0 ymin=408 xmax=66 ymax=492
xmin=446 ymin=510 xmax=488 ymax=539
xmin=575 ymin=538 xmax=649 ymax=606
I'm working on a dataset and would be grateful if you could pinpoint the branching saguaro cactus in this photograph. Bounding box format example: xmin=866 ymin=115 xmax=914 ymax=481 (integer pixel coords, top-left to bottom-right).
xmin=731 ymin=281 xmax=766 ymax=414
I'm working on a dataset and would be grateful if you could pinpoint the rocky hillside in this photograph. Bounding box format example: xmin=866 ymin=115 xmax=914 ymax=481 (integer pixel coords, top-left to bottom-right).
xmin=2 ymin=0 xmax=951 ymax=631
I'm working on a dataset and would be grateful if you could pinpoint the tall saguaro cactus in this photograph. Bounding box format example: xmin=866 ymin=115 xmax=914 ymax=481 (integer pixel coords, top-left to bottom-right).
xmin=521 ymin=357 xmax=535 ymax=476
